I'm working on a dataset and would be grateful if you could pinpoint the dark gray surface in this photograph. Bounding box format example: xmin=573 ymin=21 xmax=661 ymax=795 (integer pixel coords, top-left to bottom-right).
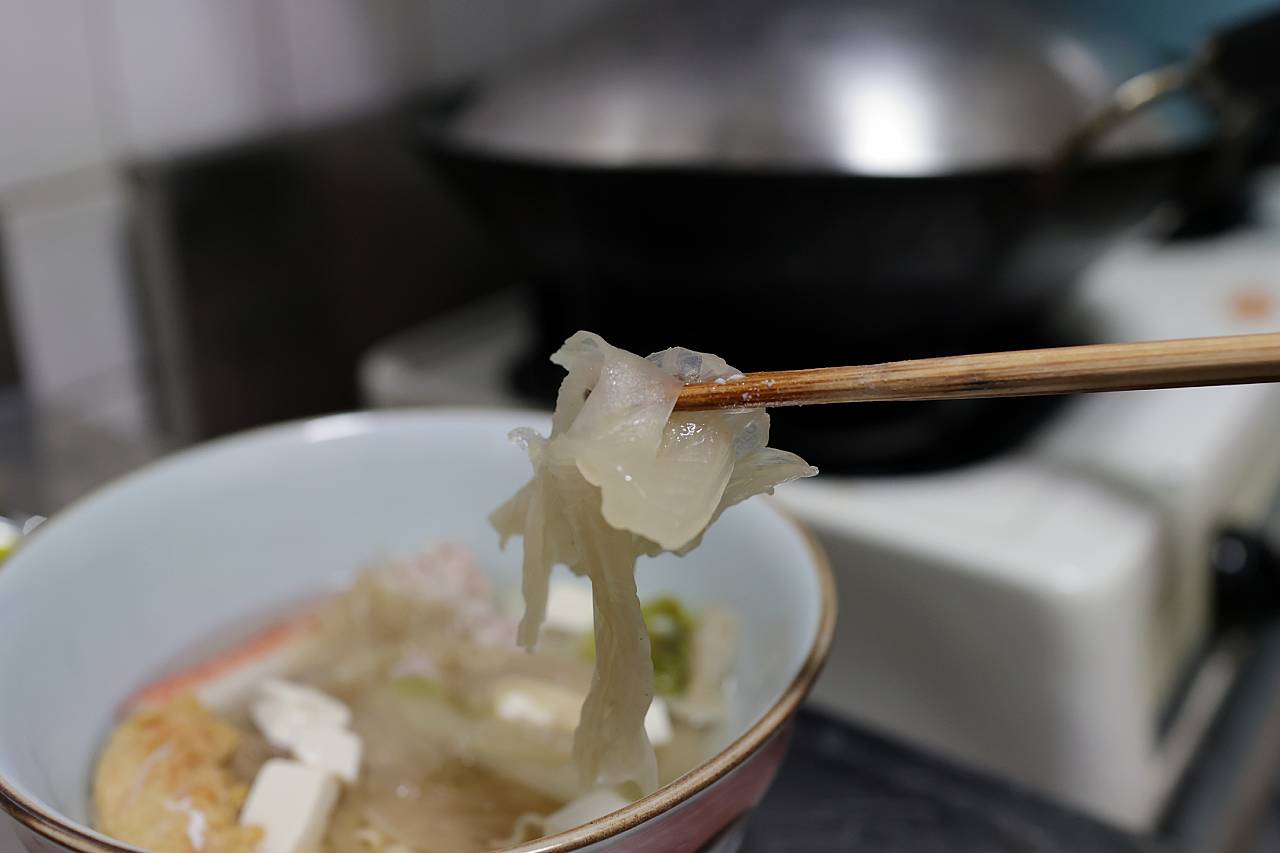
xmin=0 ymin=239 xmax=18 ymax=387
xmin=741 ymin=621 xmax=1280 ymax=853
xmin=1161 ymin=626 xmax=1280 ymax=853
xmin=740 ymin=709 xmax=1161 ymax=853
xmin=0 ymin=385 xmax=167 ymax=514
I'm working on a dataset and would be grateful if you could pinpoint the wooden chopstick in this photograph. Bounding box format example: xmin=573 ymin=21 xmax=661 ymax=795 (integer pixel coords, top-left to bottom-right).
xmin=673 ymin=332 xmax=1280 ymax=411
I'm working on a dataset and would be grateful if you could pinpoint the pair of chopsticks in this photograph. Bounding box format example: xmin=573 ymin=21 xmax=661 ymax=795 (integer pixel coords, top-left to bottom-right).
xmin=673 ymin=333 xmax=1280 ymax=411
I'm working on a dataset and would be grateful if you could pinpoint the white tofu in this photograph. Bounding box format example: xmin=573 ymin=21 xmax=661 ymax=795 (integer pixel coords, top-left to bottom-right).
xmin=543 ymin=581 xmax=595 ymax=635
xmin=644 ymin=697 xmax=673 ymax=747
xmin=493 ymin=677 xmax=581 ymax=731
xmin=259 ymin=680 xmax=352 ymax=727
xmin=251 ymin=680 xmax=351 ymax=750
xmin=544 ymin=788 xmax=631 ymax=835
xmin=291 ymin=725 xmax=362 ymax=784
xmin=240 ymin=759 xmax=339 ymax=853
xmin=492 ymin=676 xmax=673 ymax=747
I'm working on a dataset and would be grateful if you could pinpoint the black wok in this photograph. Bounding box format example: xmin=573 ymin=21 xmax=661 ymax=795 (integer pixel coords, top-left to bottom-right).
xmin=416 ymin=8 xmax=1280 ymax=472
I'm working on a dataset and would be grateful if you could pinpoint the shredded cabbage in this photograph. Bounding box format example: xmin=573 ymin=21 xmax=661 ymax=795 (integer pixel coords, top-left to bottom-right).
xmin=491 ymin=332 xmax=816 ymax=792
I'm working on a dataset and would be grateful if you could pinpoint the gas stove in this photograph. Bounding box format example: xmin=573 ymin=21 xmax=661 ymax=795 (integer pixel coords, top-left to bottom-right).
xmin=359 ymin=218 xmax=1280 ymax=834
xmin=779 ymin=229 xmax=1280 ymax=829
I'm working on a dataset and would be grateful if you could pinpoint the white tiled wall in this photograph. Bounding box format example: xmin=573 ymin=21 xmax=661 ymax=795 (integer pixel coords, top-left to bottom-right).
xmin=0 ymin=0 xmax=620 ymax=416
xmin=0 ymin=0 xmax=621 ymax=191
xmin=1 ymin=178 xmax=140 ymax=401
xmin=275 ymin=0 xmax=413 ymax=123
xmin=99 ymin=0 xmax=278 ymax=158
xmin=0 ymin=0 xmax=110 ymax=190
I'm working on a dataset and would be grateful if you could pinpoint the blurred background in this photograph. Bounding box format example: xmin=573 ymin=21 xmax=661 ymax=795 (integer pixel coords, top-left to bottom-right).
xmin=8 ymin=0 xmax=1280 ymax=851
xmin=0 ymin=0 xmax=1273 ymax=510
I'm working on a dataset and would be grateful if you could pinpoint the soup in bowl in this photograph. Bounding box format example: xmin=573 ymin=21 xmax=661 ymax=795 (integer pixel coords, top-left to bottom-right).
xmin=0 ymin=409 xmax=833 ymax=853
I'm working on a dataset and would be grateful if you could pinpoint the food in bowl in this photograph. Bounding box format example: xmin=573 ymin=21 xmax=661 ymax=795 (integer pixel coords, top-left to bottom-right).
xmin=93 ymin=544 xmax=736 ymax=852
xmin=0 ymin=407 xmax=831 ymax=853
xmin=78 ymin=332 xmax=817 ymax=853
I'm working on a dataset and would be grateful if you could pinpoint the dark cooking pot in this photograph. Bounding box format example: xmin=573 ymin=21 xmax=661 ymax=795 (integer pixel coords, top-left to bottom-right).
xmin=418 ymin=0 xmax=1280 ymax=471
xmin=425 ymin=144 xmax=1199 ymax=366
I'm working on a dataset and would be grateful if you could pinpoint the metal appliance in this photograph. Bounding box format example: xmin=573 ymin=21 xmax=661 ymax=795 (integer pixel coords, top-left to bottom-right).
xmin=422 ymin=0 xmax=1280 ymax=474
xmin=443 ymin=0 xmax=1202 ymax=172
xmin=779 ymin=227 xmax=1280 ymax=829
xmin=358 ymin=187 xmax=1280 ymax=830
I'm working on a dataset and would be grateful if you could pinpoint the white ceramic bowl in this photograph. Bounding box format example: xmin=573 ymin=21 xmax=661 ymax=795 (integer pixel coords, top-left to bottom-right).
xmin=0 ymin=409 xmax=834 ymax=853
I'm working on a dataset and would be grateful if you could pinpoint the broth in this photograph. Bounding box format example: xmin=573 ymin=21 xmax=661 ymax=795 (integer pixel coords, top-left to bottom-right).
xmin=93 ymin=543 xmax=733 ymax=853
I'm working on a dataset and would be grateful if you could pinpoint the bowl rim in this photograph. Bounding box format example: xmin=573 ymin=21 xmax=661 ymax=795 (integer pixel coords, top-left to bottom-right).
xmin=0 ymin=408 xmax=837 ymax=853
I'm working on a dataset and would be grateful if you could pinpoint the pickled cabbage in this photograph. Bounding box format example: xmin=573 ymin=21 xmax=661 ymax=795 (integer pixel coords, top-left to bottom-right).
xmin=492 ymin=332 xmax=816 ymax=792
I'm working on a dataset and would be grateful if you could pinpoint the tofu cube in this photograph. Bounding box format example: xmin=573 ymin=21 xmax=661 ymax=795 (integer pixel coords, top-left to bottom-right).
xmin=291 ymin=725 xmax=362 ymax=784
xmin=492 ymin=676 xmax=673 ymax=747
xmin=493 ymin=677 xmax=581 ymax=731
xmin=251 ymin=680 xmax=351 ymax=750
xmin=240 ymin=759 xmax=339 ymax=853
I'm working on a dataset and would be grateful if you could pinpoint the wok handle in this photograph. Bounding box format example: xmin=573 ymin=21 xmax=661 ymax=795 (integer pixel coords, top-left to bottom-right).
xmin=1204 ymin=9 xmax=1280 ymax=109
xmin=1048 ymin=10 xmax=1280 ymax=183
xmin=1046 ymin=63 xmax=1190 ymax=179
